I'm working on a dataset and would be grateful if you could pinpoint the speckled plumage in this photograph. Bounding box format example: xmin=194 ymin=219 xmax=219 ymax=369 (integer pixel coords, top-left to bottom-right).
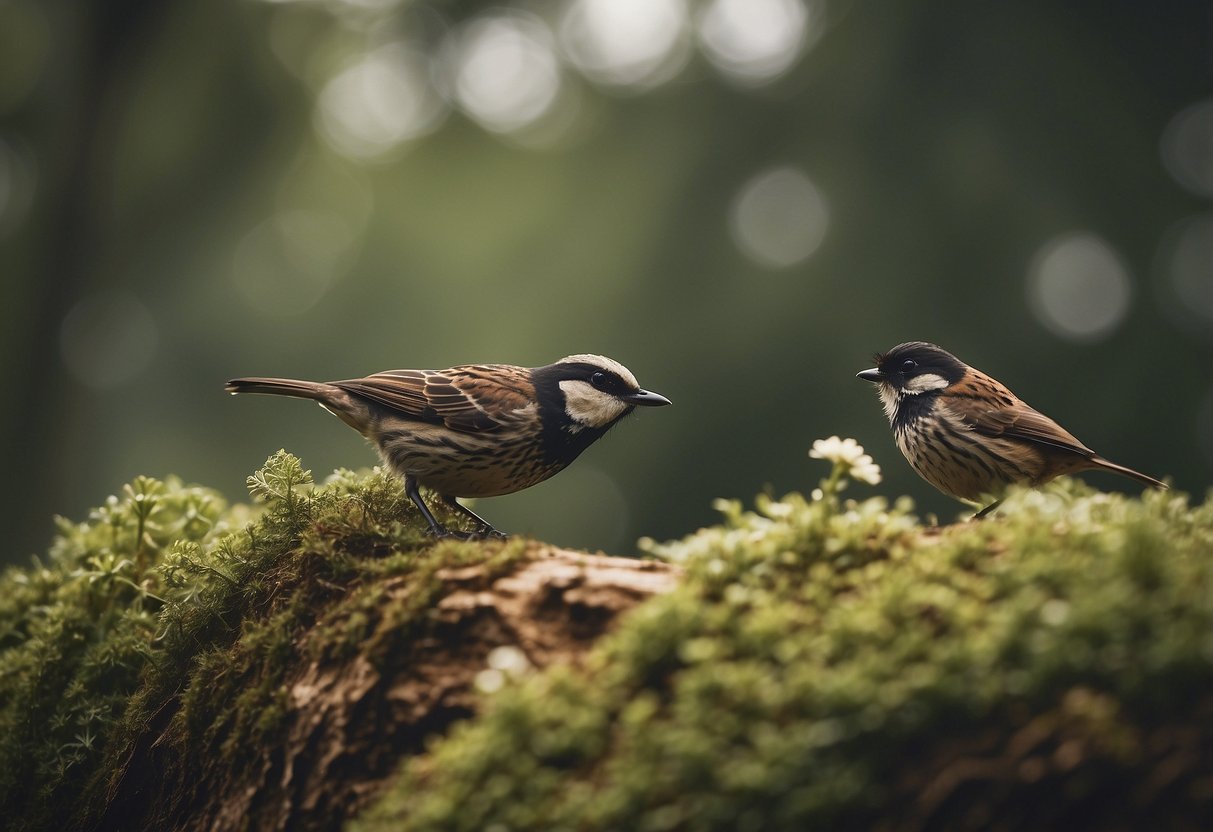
xmin=227 ymin=355 xmax=670 ymax=537
xmin=859 ymin=342 xmax=1165 ymax=515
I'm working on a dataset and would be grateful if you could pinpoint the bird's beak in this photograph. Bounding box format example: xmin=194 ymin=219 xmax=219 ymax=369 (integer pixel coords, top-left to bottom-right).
xmin=856 ymin=368 xmax=883 ymax=383
xmin=621 ymin=389 xmax=672 ymax=407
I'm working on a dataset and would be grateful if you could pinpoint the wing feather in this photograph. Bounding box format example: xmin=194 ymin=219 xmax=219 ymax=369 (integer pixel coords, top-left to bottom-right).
xmin=941 ymin=370 xmax=1096 ymax=458
xmin=333 ymin=364 xmax=535 ymax=433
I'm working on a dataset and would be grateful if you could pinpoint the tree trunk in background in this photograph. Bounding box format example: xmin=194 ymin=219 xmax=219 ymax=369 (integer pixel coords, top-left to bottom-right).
xmin=7 ymin=0 xmax=172 ymax=559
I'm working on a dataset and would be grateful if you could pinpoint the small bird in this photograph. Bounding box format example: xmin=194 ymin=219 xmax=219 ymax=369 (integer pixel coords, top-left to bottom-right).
xmin=227 ymin=355 xmax=671 ymax=538
xmin=857 ymin=342 xmax=1165 ymax=517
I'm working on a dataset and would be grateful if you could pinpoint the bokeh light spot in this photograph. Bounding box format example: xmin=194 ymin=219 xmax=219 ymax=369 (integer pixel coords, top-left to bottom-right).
xmin=316 ymin=44 xmax=447 ymax=162
xmin=333 ymin=0 xmax=403 ymax=10
xmin=1027 ymin=232 xmax=1132 ymax=342
xmin=1161 ymin=99 xmax=1213 ymax=198
xmin=259 ymin=0 xmax=402 ymax=9
xmin=60 ymin=290 xmax=159 ymax=389
xmin=1165 ymin=214 xmax=1213 ymax=328
xmin=448 ymin=12 xmax=561 ymax=134
xmin=559 ymin=0 xmax=690 ymax=90
xmin=697 ymin=0 xmax=815 ymax=85
xmin=231 ymin=211 xmax=356 ymax=316
xmin=729 ymin=166 xmax=829 ymax=268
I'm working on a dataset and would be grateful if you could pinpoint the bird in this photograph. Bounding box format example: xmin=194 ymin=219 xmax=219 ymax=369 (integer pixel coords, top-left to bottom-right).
xmin=857 ymin=341 xmax=1165 ymax=517
xmin=227 ymin=354 xmax=671 ymax=538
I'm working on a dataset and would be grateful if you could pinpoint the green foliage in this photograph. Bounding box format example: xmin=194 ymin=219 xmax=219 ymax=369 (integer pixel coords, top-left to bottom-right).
xmin=4 ymin=444 xmax=1211 ymax=831
xmin=354 ymin=464 xmax=1213 ymax=831
xmin=0 ymin=451 xmax=502 ymax=832
xmin=0 ymin=474 xmax=231 ymax=816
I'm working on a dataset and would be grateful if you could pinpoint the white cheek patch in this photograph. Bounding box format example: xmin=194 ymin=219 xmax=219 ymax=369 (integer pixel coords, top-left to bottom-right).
xmin=877 ymin=383 xmax=899 ymax=423
xmin=903 ymin=373 xmax=950 ymax=394
xmin=559 ymin=379 xmax=630 ymax=429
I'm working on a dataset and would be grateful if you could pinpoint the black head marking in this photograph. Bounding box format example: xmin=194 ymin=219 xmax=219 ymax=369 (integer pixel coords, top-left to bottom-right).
xmin=532 ymin=360 xmax=640 ymax=405
xmin=873 ymin=342 xmax=968 ymax=392
xmin=529 ymin=359 xmax=639 ymax=465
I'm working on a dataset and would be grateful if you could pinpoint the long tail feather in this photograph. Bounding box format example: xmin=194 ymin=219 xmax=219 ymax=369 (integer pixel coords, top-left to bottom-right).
xmin=225 ymin=377 xmax=334 ymax=400
xmin=1090 ymin=456 xmax=1168 ymax=490
xmin=226 ymin=376 xmax=372 ymax=434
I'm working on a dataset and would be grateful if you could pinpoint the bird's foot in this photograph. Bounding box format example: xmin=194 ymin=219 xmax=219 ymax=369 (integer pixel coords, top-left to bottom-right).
xmin=972 ymin=499 xmax=1003 ymax=520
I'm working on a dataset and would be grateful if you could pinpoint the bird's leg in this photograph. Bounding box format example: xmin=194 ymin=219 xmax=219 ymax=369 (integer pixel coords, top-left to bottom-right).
xmin=442 ymin=496 xmax=507 ymax=540
xmin=973 ymin=499 xmax=1003 ymax=520
xmin=404 ymin=475 xmax=451 ymax=537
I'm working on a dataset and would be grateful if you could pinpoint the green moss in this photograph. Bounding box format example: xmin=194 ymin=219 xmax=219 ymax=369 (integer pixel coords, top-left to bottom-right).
xmin=5 ymin=445 xmax=1213 ymax=830
xmin=0 ymin=451 xmax=514 ymax=832
xmin=353 ymin=468 xmax=1213 ymax=831
xmin=308 ymin=535 xmax=531 ymax=669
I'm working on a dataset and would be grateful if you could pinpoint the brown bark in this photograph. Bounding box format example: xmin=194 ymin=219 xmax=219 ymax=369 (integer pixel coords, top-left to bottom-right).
xmin=94 ymin=546 xmax=679 ymax=832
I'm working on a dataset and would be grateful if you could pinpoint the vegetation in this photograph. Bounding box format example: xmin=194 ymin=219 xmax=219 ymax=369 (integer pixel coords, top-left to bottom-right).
xmin=357 ymin=450 xmax=1213 ymax=831
xmin=1 ymin=443 xmax=1210 ymax=830
xmin=0 ymin=451 xmax=524 ymax=831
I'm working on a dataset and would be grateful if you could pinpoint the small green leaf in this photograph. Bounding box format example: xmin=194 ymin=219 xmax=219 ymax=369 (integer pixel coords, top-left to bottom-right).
xmin=246 ymin=450 xmax=314 ymax=505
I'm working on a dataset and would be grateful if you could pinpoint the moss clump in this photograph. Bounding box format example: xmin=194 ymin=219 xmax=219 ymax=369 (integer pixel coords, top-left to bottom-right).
xmin=354 ymin=462 xmax=1213 ymax=831
xmin=4 ymin=443 xmax=1212 ymax=831
xmin=0 ymin=451 xmax=519 ymax=832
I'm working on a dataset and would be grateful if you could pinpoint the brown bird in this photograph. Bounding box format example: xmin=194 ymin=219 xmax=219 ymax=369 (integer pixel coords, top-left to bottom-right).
xmin=227 ymin=354 xmax=670 ymax=538
xmin=857 ymin=342 xmax=1165 ymax=517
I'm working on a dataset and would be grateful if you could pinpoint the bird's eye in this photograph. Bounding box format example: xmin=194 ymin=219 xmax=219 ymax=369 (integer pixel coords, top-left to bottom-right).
xmin=590 ymin=372 xmax=608 ymax=390
xmin=901 ymin=359 xmax=917 ymax=372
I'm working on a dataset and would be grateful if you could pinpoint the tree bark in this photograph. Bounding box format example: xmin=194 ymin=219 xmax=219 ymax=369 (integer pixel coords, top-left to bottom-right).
xmin=93 ymin=547 xmax=679 ymax=832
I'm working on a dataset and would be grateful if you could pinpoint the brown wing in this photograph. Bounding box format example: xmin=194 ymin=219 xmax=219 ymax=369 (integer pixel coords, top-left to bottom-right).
xmin=941 ymin=369 xmax=1096 ymax=458
xmin=332 ymin=364 xmax=536 ymax=433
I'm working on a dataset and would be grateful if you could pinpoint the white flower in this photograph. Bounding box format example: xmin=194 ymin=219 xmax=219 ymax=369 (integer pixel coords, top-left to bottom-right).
xmin=850 ymin=458 xmax=882 ymax=485
xmin=809 ymin=436 xmax=866 ymax=465
xmin=809 ymin=435 xmax=882 ymax=485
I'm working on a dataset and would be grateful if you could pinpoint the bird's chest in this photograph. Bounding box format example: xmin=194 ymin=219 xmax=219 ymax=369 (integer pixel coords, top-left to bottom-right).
xmin=891 ymin=397 xmax=989 ymax=501
xmin=378 ymin=426 xmax=556 ymax=498
xmin=891 ymin=397 xmax=1039 ymax=501
xmin=892 ymin=415 xmax=939 ymax=483
xmin=890 ymin=392 xmax=936 ymax=439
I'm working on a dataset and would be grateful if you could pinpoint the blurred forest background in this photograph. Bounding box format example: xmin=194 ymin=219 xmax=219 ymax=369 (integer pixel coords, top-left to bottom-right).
xmin=1 ymin=0 xmax=1211 ymax=564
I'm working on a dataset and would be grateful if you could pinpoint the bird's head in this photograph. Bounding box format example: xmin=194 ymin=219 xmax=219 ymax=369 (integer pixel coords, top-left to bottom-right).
xmin=857 ymin=342 xmax=967 ymax=416
xmin=536 ymin=354 xmax=671 ymax=431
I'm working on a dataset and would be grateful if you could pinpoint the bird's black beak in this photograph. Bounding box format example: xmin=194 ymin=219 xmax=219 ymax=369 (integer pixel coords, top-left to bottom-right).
xmin=856 ymin=368 xmax=883 ymax=383
xmin=621 ymin=389 xmax=672 ymax=407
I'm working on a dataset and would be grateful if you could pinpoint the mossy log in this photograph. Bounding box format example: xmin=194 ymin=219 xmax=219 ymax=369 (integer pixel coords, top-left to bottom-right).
xmin=2 ymin=451 xmax=1212 ymax=831
xmin=98 ymin=547 xmax=677 ymax=831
